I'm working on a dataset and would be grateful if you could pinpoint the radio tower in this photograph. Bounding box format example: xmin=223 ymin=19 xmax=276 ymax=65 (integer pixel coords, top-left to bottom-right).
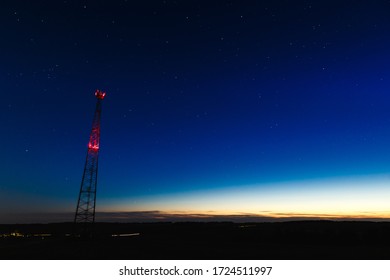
xmin=74 ymin=90 xmax=106 ymax=230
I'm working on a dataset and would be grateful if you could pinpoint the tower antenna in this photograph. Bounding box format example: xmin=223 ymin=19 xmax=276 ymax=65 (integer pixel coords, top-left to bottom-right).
xmin=74 ymin=90 xmax=106 ymax=234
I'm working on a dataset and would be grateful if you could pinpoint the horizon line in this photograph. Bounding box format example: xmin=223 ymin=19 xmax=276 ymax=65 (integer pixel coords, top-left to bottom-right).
xmin=2 ymin=210 xmax=390 ymax=224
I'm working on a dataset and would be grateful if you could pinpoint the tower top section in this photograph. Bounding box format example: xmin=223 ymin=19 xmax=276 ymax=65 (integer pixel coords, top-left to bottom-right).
xmin=95 ymin=89 xmax=106 ymax=100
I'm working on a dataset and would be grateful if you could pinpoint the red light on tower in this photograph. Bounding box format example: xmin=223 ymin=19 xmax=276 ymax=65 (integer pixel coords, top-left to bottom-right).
xmin=88 ymin=142 xmax=99 ymax=150
xmin=95 ymin=90 xmax=106 ymax=100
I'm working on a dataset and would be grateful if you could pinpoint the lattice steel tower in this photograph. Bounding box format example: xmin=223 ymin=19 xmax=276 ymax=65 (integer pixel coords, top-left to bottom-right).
xmin=74 ymin=90 xmax=106 ymax=225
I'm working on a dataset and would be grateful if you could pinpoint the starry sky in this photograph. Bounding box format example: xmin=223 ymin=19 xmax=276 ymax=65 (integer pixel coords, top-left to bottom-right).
xmin=2 ymin=0 xmax=390 ymax=223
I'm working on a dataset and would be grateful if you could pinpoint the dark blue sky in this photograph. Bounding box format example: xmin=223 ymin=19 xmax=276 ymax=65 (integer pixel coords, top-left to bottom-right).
xmin=2 ymin=1 xmax=390 ymax=222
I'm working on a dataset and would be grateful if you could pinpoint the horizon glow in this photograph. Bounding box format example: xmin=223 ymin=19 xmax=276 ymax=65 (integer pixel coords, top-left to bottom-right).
xmin=98 ymin=174 xmax=390 ymax=220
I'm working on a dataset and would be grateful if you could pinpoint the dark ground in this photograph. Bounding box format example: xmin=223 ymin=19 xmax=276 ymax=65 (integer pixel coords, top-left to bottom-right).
xmin=1 ymin=221 xmax=390 ymax=259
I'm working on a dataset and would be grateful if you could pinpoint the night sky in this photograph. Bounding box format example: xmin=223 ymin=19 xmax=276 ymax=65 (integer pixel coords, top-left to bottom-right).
xmin=2 ymin=1 xmax=390 ymax=223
